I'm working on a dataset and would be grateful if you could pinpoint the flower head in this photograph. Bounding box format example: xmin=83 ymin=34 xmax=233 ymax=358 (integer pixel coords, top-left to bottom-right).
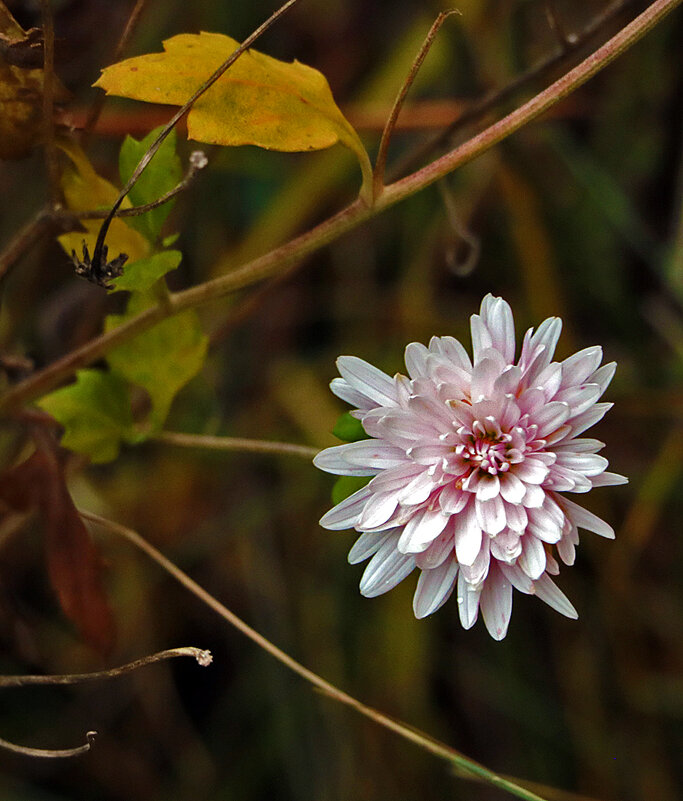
xmin=314 ymin=295 xmax=626 ymax=639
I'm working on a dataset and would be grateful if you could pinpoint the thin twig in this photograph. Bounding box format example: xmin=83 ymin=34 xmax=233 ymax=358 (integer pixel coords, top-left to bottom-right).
xmin=388 ymin=0 xmax=639 ymax=182
xmin=89 ymin=0 xmax=301 ymax=275
xmin=75 ymin=150 xmax=209 ymax=220
xmin=82 ymin=0 xmax=151 ymax=141
xmin=39 ymin=0 xmax=61 ymax=206
xmin=0 ymin=731 xmax=96 ymax=759
xmin=0 ymin=208 xmax=52 ymax=285
xmin=0 ymin=646 xmax=212 ymax=688
xmin=82 ymin=510 xmax=552 ymax=801
xmin=373 ymin=10 xmax=460 ymax=199
xmin=154 ymin=431 xmax=319 ymax=459
xmin=0 ymin=0 xmax=679 ymax=413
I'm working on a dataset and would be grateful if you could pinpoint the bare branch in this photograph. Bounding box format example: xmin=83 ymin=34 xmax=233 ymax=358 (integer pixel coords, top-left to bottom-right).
xmin=39 ymin=0 xmax=61 ymax=206
xmin=154 ymin=431 xmax=319 ymax=459
xmin=0 ymin=731 xmax=96 ymax=759
xmin=373 ymin=10 xmax=459 ymax=199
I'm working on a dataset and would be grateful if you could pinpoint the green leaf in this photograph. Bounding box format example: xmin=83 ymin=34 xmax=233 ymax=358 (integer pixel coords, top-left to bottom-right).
xmin=105 ymin=293 xmax=208 ymax=429
xmin=37 ymin=370 xmax=134 ymax=464
xmin=95 ymin=32 xmax=372 ymax=200
xmin=119 ymin=126 xmax=182 ymax=242
xmin=111 ymin=249 xmax=182 ymax=293
xmin=332 ymin=475 xmax=370 ymax=506
xmin=332 ymin=411 xmax=368 ymax=442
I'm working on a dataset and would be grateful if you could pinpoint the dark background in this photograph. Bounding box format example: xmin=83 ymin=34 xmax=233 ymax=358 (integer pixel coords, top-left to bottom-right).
xmin=0 ymin=1 xmax=681 ymax=799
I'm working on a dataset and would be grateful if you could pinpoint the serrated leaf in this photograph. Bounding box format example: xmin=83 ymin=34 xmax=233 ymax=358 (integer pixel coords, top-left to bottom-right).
xmin=332 ymin=475 xmax=371 ymax=506
xmin=119 ymin=126 xmax=182 ymax=241
xmin=105 ymin=292 xmax=208 ymax=429
xmin=56 ymin=140 xmax=150 ymax=268
xmin=95 ymin=32 xmax=372 ymax=198
xmin=37 ymin=369 xmax=134 ymax=464
xmin=110 ymin=249 xmax=182 ymax=293
xmin=332 ymin=411 xmax=368 ymax=442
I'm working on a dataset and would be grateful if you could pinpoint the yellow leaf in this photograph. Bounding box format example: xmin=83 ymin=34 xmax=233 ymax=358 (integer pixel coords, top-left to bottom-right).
xmin=56 ymin=140 xmax=150 ymax=266
xmin=95 ymin=32 xmax=372 ymax=199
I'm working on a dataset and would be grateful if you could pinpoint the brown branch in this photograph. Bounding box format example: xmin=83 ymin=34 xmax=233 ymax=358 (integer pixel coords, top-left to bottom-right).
xmin=153 ymin=431 xmax=319 ymax=459
xmin=0 ymin=731 xmax=96 ymax=759
xmin=387 ymin=0 xmax=640 ymax=182
xmin=0 ymin=0 xmax=679 ymax=413
xmin=82 ymin=0 xmax=152 ymax=141
xmin=39 ymin=0 xmax=61 ymax=206
xmin=82 ymin=510 xmax=554 ymax=801
xmin=373 ymin=10 xmax=460 ymax=199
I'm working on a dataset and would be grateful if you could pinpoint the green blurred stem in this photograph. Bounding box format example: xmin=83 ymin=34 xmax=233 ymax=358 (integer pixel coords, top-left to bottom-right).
xmin=154 ymin=431 xmax=319 ymax=459
xmin=0 ymin=0 xmax=680 ymax=414
xmin=82 ymin=509 xmax=551 ymax=801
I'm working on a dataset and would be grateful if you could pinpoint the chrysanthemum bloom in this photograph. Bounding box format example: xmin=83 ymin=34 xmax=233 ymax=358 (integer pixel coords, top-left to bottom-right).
xmin=314 ymin=295 xmax=626 ymax=639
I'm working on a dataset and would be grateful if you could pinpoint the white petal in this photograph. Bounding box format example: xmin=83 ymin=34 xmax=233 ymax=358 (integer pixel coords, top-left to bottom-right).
xmin=499 ymin=562 xmax=535 ymax=594
xmin=474 ymin=472 xmax=501 ymax=502
xmin=503 ymin=500 xmax=528 ymax=531
xmin=313 ymin=445 xmax=380 ymax=477
xmin=521 ymin=483 xmax=546 ymax=508
xmin=416 ymin=523 xmax=455 ymax=569
xmin=518 ymin=534 xmax=546 ymax=579
xmin=357 ymin=491 xmax=399 ymax=530
xmin=333 ymin=439 xmax=407 ymax=469
xmin=533 ymin=573 xmax=578 ymax=619
xmin=588 ymin=362 xmax=616 ymax=395
xmin=533 ymin=401 xmax=570 ymax=437
xmin=556 ymin=535 xmax=576 ymax=566
xmin=560 ymin=346 xmax=602 ymax=387
xmin=348 ymin=531 xmax=393 ymax=564
xmin=404 ymin=341 xmax=431 ymax=379
xmin=337 ymin=355 xmax=398 ymax=407
xmin=475 ymin=495 xmax=506 ymax=535
xmin=359 ymin=537 xmax=415 ymax=597
xmin=480 ymin=566 xmax=513 ymax=640
xmin=368 ymin=462 xmax=424 ymax=493
xmin=397 ymin=507 xmax=449 ymax=553
xmin=319 ymin=485 xmax=372 ymax=530
xmin=529 ymin=317 xmax=562 ymax=365
xmin=555 ymin=384 xmax=601 ymax=417
xmin=569 ymin=402 xmax=612 ymax=437
xmin=590 ymin=471 xmax=628 ymax=487
xmin=430 ymin=335 xmax=472 ymax=371
xmin=553 ymin=437 xmax=605 ymax=453
xmin=439 ymin=484 xmax=469 ymax=514
xmin=490 ymin=529 xmax=522 ymax=563
xmin=559 ymin=497 xmax=615 ymax=539
xmin=526 ymin=508 xmax=563 ymax=544
xmin=413 ymin=559 xmax=459 ymax=618
xmin=471 ymin=355 xmax=505 ymax=401
xmin=397 ymin=470 xmax=438 ymax=506
xmin=499 ymin=472 xmax=527 ymax=504
xmin=457 ymin=570 xmax=482 ymax=629
xmin=480 ymin=295 xmax=515 ymax=363
xmin=514 ymin=458 xmax=550 ymax=485
xmin=454 ymin=502 xmax=483 ymax=565
xmin=555 ymin=452 xmax=609 ymax=477
xmin=470 ymin=314 xmax=493 ymax=365
xmin=330 ymin=377 xmax=375 ymax=409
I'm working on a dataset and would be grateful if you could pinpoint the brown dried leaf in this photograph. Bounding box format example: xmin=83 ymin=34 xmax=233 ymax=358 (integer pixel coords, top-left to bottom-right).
xmin=0 ymin=447 xmax=116 ymax=654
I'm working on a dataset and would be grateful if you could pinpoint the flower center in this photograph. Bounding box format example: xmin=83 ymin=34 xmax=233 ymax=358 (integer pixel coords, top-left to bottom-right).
xmin=456 ymin=416 xmax=525 ymax=477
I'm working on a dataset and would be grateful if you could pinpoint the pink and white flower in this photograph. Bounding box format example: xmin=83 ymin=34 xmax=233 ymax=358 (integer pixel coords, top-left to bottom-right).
xmin=314 ymin=295 xmax=626 ymax=639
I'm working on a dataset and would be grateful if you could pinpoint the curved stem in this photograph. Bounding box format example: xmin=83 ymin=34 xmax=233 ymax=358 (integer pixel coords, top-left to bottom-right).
xmin=81 ymin=509 xmax=551 ymax=801
xmin=0 ymin=731 xmax=96 ymax=759
xmin=0 ymin=0 xmax=680 ymax=413
xmin=154 ymin=431 xmax=319 ymax=459
xmin=0 ymin=646 xmax=212 ymax=688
